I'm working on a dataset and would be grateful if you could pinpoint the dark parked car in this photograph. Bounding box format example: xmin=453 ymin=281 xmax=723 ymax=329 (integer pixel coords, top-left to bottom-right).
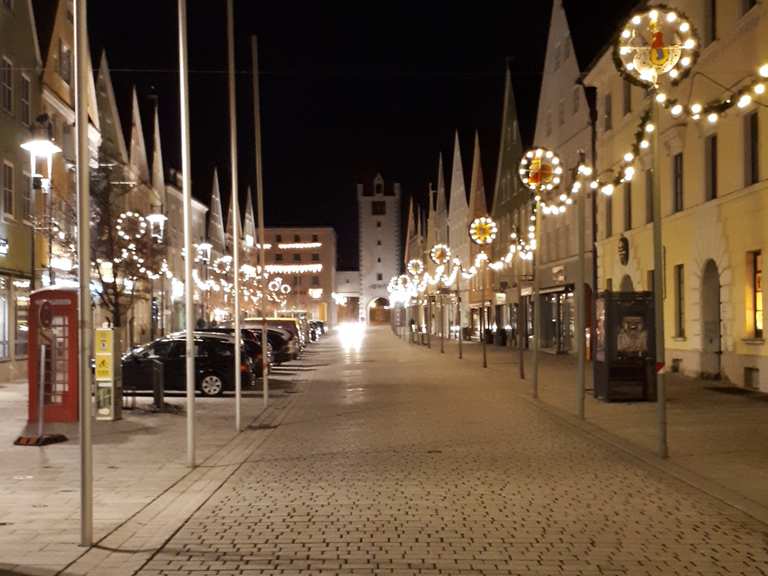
xmin=195 ymin=328 xmax=273 ymax=372
xmin=122 ymin=333 xmax=256 ymax=397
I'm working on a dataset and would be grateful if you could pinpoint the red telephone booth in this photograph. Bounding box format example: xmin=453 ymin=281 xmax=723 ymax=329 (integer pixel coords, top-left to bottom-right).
xmin=28 ymin=288 xmax=79 ymax=423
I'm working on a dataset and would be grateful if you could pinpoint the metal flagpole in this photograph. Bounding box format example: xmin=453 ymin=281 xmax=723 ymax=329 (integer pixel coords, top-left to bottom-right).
xmin=576 ymin=156 xmax=586 ymax=419
xmin=457 ymin=269 xmax=463 ymax=359
xmin=532 ymin=204 xmax=541 ymax=399
xmin=651 ymin=103 xmax=668 ymax=458
xmin=74 ymin=0 xmax=92 ymax=546
xmin=251 ymin=36 xmax=269 ymax=407
xmin=227 ymin=0 xmax=242 ymax=432
xmin=178 ymin=0 xmax=196 ymax=468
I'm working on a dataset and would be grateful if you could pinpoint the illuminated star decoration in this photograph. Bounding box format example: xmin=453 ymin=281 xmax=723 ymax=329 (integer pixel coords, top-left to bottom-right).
xmin=407 ymin=259 xmax=424 ymax=276
xmin=429 ymin=243 xmax=451 ymax=265
xmin=469 ymin=216 xmax=498 ymax=246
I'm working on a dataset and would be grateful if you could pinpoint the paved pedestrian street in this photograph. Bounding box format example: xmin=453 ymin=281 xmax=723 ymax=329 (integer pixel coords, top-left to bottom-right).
xmin=136 ymin=326 xmax=768 ymax=576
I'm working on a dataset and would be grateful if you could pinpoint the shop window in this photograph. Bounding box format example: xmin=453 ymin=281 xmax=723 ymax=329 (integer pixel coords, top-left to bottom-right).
xmin=14 ymin=280 xmax=29 ymax=357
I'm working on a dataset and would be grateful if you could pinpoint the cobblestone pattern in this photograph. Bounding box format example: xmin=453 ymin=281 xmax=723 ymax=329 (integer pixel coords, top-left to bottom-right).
xmin=138 ymin=328 xmax=768 ymax=576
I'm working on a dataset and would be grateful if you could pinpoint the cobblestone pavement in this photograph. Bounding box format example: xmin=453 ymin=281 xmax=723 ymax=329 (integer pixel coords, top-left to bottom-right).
xmin=137 ymin=326 xmax=768 ymax=576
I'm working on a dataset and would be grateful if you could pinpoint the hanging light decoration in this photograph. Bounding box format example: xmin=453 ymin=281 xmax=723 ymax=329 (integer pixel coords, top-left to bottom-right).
xmin=429 ymin=243 xmax=451 ymax=265
xmin=407 ymin=259 xmax=424 ymax=275
xmin=469 ymin=216 xmax=498 ymax=246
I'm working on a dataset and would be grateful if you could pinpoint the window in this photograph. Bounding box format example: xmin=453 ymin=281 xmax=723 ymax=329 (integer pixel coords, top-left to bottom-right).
xmin=376 ymin=221 xmax=381 ymax=228
xmin=606 ymin=278 xmax=613 ymax=291
xmin=376 ymin=273 xmax=383 ymax=281
xmin=558 ymin=98 xmax=565 ymax=126
xmin=0 ymin=57 xmax=12 ymax=113
xmin=645 ymin=169 xmax=654 ymax=224
xmin=572 ymin=86 xmax=580 ymax=115
xmin=312 ymin=234 xmax=318 ymax=242
xmin=705 ymin=0 xmax=717 ymax=45
xmin=377 ymin=257 xmax=381 ymax=263
xmin=743 ymin=0 xmax=757 ymax=15
xmin=275 ymin=253 xmax=283 ymax=262
xmin=745 ymin=111 xmax=759 ymax=186
xmin=752 ymin=251 xmax=763 ymax=338
xmin=673 ymin=153 xmax=684 ymax=212
xmin=705 ymin=134 xmax=717 ymax=201
xmin=372 ymin=201 xmax=386 ymax=215
xmin=603 ymin=93 xmax=612 ymax=131
xmin=312 ymin=275 xmax=320 ymax=287
xmin=3 ymin=162 xmax=13 ymax=218
xmin=622 ymin=81 xmax=632 ymax=116
xmin=293 ymin=234 xmax=300 ymax=242
xmin=0 ymin=276 xmax=7 ymax=359
xmin=292 ymin=253 xmax=301 ymax=262
xmin=624 ymin=182 xmax=632 ymax=231
xmin=21 ymin=172 xmax=30 ymax=221
xmin=376 ymin=240 xmax=381 ymax=246
xmin=604 ymin=194 xmax=612 ymax=237
xmin=58 ymin=40 xmax=72 ymax=84
xmin=275 ymin=234 xmax=282 ymax=242
xmin=14 ymin=280 xmax=29 ymax=357
xmin=311 ymin=253 xmax=319 ymax=262
xmin=20 ymin=74 xmax=30 ymax=125
xmin=674 ymin=264 xmax=685 ymax=337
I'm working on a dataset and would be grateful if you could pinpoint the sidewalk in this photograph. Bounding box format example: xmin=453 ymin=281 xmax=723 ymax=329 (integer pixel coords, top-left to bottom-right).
xmin=0 ymin=366 xmax=305 ymax=575
xmin=402 ymin=331 xmax=768 ymax=515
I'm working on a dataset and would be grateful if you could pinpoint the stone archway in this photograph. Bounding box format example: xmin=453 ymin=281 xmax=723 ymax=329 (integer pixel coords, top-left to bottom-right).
xmin=620 ymin=275 xmax=634 ymax=292
xmin=368 ymin=297 xmax=391 ymax=324
xmin=701 ymin=259 xmax=721 ymax=378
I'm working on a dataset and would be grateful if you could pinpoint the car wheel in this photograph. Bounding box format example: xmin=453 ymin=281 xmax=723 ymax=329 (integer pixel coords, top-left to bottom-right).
xmin=200 ymin=374 xmax=224 ymax=396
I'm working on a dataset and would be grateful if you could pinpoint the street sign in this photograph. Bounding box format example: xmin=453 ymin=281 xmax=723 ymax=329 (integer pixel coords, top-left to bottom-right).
xmin=95 ymin=329 xmax=114 ymax=381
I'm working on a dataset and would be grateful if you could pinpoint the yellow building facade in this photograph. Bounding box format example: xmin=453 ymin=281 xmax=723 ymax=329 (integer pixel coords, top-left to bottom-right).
xmin=586 ymin=1 xmax=768 ymax=390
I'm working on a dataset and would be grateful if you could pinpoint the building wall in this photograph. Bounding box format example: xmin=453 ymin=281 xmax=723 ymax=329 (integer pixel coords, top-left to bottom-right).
xmin=358 ymin=174 xmax=400 ymax=320
xmin=0 ymin=0 xmax=42 ymax=380
xmin=263 ymin=226 xmax=337 ymax=325
xmin=585 ymin=0 xmax=768 ymax=389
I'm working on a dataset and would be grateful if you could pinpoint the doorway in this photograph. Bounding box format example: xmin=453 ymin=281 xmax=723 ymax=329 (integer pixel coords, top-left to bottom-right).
xmin=701 ymin=259 xmax=721 ymax=378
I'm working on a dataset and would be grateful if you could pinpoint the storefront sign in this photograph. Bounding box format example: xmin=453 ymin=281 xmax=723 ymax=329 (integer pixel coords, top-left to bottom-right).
xmin=495 ymin=292 xmax=507 ymax=305
xmin=0 ymin=237 xmax=8 ymax=256
xmin=95 ymin=328 xmax=114 ymax=381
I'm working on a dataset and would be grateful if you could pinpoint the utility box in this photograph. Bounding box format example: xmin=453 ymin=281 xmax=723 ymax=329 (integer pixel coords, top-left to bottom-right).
xmin=94 ymin=327 xmax=122 ymax=421
xmin=594 ymin=291 xmax=657 ymax=402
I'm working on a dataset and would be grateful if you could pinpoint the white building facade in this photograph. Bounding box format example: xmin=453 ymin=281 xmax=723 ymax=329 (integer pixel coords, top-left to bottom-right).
xmin=358 ymin=173 xmax=400 ymax=323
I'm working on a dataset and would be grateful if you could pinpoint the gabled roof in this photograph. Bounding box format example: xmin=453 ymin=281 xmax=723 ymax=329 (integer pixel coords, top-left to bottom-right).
xmin=243 ymin=187 xmax=256 ymax=241
xmin=207 ymin=168 xmax=226 ymax=252
xmin=225 ymin=189 xmax=242 ymax=247
xmin=468 ymin=131 xmax=487 ymax=219
xmin=435 ymin=153 xmax=447 ymax=217
xmin=151 ymin=104 xmax=164 ymax=193
xmin=448 ymin=131 xmax=468 ymax=220
xmin=129 ymin=87 xmax=149 ymax=184
xmin=491 ymin=68 xmax=525 ymax=215
xmin=96 ymin=52 xmax=128 ymax=164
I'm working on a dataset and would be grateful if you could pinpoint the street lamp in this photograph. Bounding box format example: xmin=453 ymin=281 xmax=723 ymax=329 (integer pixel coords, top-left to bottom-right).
xmin=611 ymin=5 xmax=699 ymax=459
xmin=20 ymin=114 xmax=62 ymax=289
xmin=146 ymin=210 xmax=167 ymax=338
xmin=469 ymin=216 xmax=497 ymax=368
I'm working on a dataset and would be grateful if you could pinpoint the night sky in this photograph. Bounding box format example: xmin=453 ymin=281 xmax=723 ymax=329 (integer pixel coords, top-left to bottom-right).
xmin=89 ymin=1 xmax=636 ymax=270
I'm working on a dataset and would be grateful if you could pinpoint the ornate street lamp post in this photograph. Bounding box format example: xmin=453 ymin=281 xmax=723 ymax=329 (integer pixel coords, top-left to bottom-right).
xmin=469 ymin=216 xmax=497 ymax=368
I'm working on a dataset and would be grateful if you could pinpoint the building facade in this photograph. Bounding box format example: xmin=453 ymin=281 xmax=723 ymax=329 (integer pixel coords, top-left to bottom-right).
xmin=0 ymin=0 xmax=41 ymax=380
xmin=532 ymin=0 xmax=595 ymax=354
xmin=585 ymin=0 xmax=768 ymax=390
xmin=358 ymin=173 xmax=400 ymax=323
xmin=447 ymin=133 xmax=470 ymax=333
xmin=261 ymin=227 xmax=337 ymax=325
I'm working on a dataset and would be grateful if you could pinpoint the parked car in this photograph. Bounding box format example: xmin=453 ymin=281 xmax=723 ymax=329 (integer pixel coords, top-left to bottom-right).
xmin=244 ymin=318 xmax=304 ymax=358
xmin=122 ymin=332 xmax=256 ymax=397
xmin=195 ymin=327 xmax=273 ymax=372
xmin=217 ymin=323 xmax=297 ymax=365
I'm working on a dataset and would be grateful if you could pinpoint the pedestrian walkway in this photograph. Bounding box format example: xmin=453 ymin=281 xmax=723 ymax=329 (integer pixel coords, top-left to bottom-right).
xmin=134 ymin=326 xmax=768 ymax=576
xmin=0 ymin=354 xmax=315 ymax=576
xmin=407 ymin=331 xmax=768 ymax=515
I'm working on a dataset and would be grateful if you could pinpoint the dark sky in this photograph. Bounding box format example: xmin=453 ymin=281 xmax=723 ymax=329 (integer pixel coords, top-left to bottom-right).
xmin=89 ymin=0 xmax=636 ymax=270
